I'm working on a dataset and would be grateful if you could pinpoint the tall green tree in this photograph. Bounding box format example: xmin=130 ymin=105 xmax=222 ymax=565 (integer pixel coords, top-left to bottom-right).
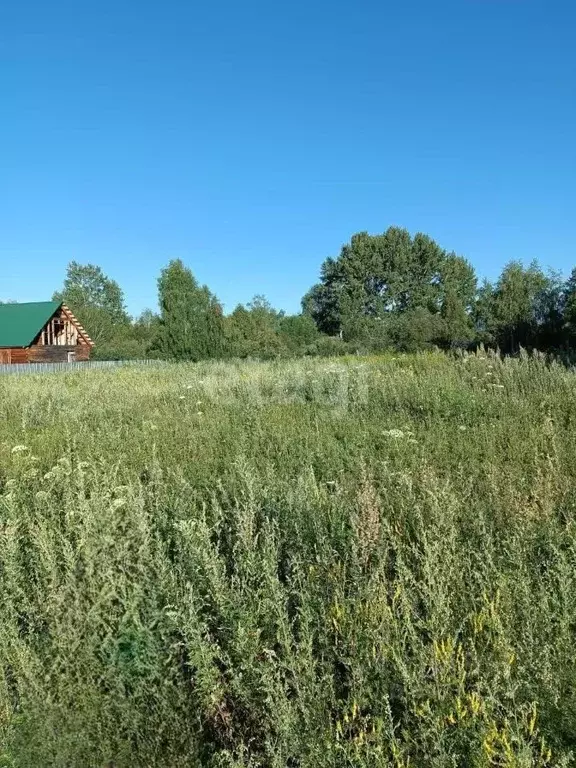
xmin=486 ymin=261 xmax=549 ymax=353
xmin=437 ymin=254 xmax=477 ymax=347
xmin=562 ymin=267 xmax=576 ymax=346
xmin=155 ymin=259 xmax=224 ymax=360
xmin=304 ymin=228 xmax=448 ymax=335
xmin=303 ymin=227 xmax=476 ymax=351
xmin=53 ymin=261 xmax=130 ymax=345
xmin=302 ymin=259 xmax=343 ymax=336
xmin=533 ymin=270 xmax=565 ymax=350
xmin=474 ymin=279 xmax=496 ymax=346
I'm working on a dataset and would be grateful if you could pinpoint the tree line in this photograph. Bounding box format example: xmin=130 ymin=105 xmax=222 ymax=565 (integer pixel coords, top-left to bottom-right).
xmin=49 ymin=227 xmax=576 ymax=360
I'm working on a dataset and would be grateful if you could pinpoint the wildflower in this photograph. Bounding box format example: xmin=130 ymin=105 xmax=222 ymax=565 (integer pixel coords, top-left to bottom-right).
xmin=186 ymin=385 xmax=194 ymax=389
xmin=78 ymin=461 xmax=90 ymax=469
xmin=459 ymin=425 xmax=467 ymax=431
xmin=383 ymin=429 xmax=405 ymax=438
xmin=197 ymin=411 xmax=203 ymax=416
xmin=11 ymin=445 xmax=29 ymax=455
xmin=111 ymin=498 xmax=126 ymax=511
xmin=196 ymin=400 xmax=202 ymax=405
xmin=179 ymin=395 xmax=186 ymax=400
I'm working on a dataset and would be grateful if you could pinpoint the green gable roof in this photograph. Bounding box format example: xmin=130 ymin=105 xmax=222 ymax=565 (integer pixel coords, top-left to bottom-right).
xmin=0 ymin=301 xmax=61 ymax=347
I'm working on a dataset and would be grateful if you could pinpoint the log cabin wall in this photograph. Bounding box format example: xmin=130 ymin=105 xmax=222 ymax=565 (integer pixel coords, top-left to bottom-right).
xmin=28 ymin=344 xmax=91 ymax=363
xmin=0 ymin=346 xmax=91 ymax=364
xmin=9 ymin=349 xmax=28 ymax=364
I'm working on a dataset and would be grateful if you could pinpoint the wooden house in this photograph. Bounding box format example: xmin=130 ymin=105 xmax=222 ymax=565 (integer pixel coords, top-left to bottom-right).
xmin=0 ymin=301 xmax=94 ymax=364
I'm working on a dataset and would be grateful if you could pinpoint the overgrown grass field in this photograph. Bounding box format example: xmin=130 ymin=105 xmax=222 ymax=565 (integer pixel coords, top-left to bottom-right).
xmin=1 ymin=352 xmax=576 ymax=767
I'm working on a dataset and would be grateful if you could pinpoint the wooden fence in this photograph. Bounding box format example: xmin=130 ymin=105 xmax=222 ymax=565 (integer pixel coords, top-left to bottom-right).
xmin=0 ymin=359 xmax=169 ymax=376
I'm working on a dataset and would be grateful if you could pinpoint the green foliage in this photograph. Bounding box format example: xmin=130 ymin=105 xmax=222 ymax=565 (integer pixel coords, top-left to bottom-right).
xmin=46 ymin=240 xmax=576 ymax=363
xmin=53 ymin=261 xmax=130 ymax=345
xmin=304 ymin=229 xmax=476 ymax=351
xmin=51 ymin=260 xmax=161 ymax=360
xmin=156 ymin=259 xmax=225 ymax=361
xmin=388 ymin=307 xmax=443 ymax=352
xmin=224 ymin=296 xmax=284 ymax=359
xmin=224 ymin=297 xmax=322 ymax=359
xmin=562 ymin=268 xmax=576 ymax=345
xmin=277 ymin=313 xmax=319 ymax=352
xmin=438 ymin=288 xmax=475 ymax=348
xmin=476 ymin=261 xmax=552 ymax=353
xmin=1 ymin=354 xmax=576 ymax=765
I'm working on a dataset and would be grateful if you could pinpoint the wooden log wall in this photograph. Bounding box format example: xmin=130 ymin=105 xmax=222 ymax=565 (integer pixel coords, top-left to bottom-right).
xmin=9 ymin=349 xmax=28 ymax=364
xmin=28 ymin=345 xmax=91 ymax=363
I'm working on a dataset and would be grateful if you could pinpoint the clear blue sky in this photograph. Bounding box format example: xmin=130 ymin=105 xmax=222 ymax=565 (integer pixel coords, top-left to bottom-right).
xmin=1 ymin=1 xmax=574 ymax=316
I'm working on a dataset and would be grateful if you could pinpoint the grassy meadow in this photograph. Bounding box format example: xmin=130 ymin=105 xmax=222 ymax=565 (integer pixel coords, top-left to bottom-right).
xmin=1 ymin=352 xmax=576 ymax=767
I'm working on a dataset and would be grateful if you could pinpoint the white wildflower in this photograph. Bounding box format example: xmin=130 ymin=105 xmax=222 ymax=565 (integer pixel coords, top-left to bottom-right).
xmin=459 ymin=425 xmax=467 ymax=431
xmin=179 ymin=395 xmax=186 ymax=400
xmin=383 ymin=429 xmax=405 ymax=439
xmin=197 ymin=411 xmax=203 ymax=416
xmin=11 ymin=445 xmax=29 ymax=455
xmin=111 ymin=498 xmax=126 ymax=511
